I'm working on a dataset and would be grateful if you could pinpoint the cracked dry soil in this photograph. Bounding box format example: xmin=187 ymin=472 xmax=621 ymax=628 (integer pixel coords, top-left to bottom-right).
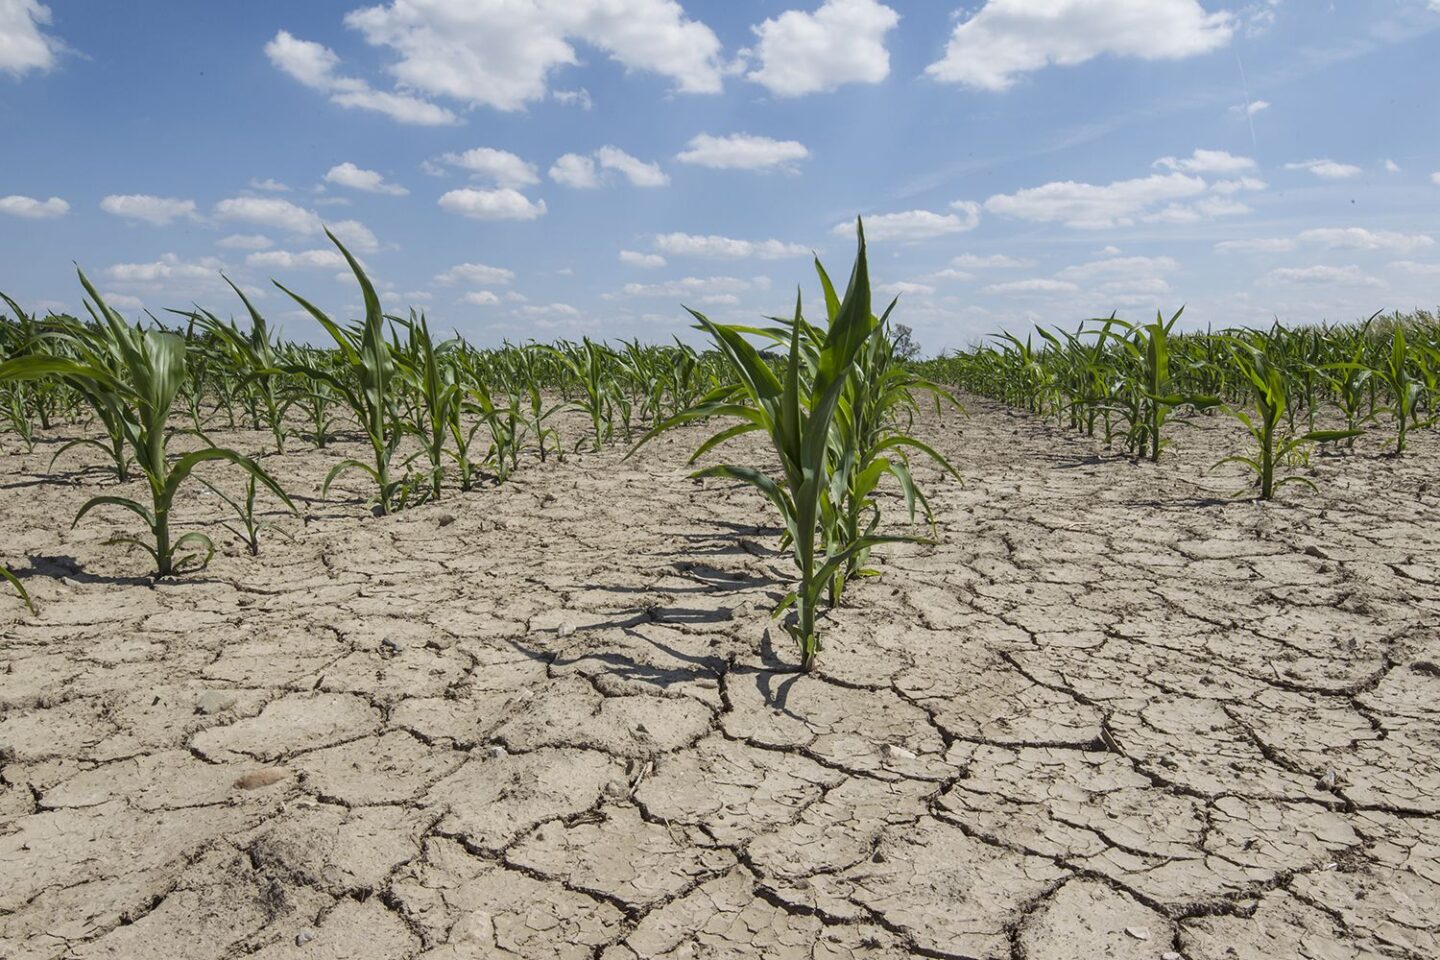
xmin=1 ymin=396 xmax=1438 ymax=960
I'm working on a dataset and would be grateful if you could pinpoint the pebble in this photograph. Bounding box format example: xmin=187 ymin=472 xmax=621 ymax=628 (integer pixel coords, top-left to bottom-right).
xmin=196 ymin=690 xmax=237 ymax=715
xmin=487 ymin=745 xmax=508 ymax=759
xmin=1124 ymin=926 xmax=1150 ymax=941
xmin=1162 ymin=953 xmax=1181 ymax=960
xmin=881 ymin=743 xmax=916 ymax=761
xmin=295 ymin=929 xmax=316 ymax=946
xmin=558 ymin=622 xmax=576 ymax=637
xmin=233 ymin=768 xmax=289 ymax=790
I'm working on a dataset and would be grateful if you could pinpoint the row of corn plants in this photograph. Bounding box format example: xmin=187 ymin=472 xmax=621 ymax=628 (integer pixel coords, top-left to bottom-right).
xmin=917 ymin=308 xmax=1439 ymax=498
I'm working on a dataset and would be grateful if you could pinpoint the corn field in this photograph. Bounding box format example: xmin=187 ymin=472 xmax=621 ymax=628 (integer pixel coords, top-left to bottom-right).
xmin=0 ymin=225 xmax=959 ymax=669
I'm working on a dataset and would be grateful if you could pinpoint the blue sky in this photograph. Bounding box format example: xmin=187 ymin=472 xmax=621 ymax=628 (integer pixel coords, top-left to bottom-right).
xmin=2 ymin=0 xmax=1438 ymax=353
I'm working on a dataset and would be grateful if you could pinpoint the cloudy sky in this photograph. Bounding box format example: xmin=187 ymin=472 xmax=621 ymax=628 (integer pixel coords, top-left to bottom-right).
xmin=2 ymin=0 xmax=1438 ymax=353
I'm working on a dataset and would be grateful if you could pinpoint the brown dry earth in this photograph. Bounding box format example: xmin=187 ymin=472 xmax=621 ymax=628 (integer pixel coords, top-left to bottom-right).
xmin=1 ymin=397 xmax=1437 ymax=960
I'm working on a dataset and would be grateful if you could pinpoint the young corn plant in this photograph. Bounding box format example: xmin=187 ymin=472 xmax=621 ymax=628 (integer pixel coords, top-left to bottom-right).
xmin=2 ymin=273 xmax=293 ymax=576
xmin=1215 ymin=334 xmax=1361 ymax=499
xmin=199 ymin=472 xmax=296 ymax=556
xmin=1371 ymin=327 xmax=1430 ymax=456
xmin=634 ymin=222 xmax=921 ymax=671
xmin=277 ymin=230 xmax=406 ymax=514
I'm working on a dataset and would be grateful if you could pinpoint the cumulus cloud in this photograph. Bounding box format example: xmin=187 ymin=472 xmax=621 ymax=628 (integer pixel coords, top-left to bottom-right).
xmin=1214 ymin=237 xmax=1297 ymax=254
xmin=1298 ymin=228 xmax=1434 ymax=254
xmin=1284 ymin=158 xmax=1363 ymax=179
xmin=549 ymin=154 xmax=600 ymax=189
xmin=438 ymin=187 xmax=547 ymax=220
xmin=952 ymin=253 xmax=1034 ymax=269
xmin=463 ymin=290 xmax=501 ymax=306
xmin=595 ymin=146 xmax=669 ymax=187
xmin=434 ymin=148 xmax=540 ymax=188
xmin=249 ymin=178 xmax=291 ymax=192
xmin=611 ymin=276 xmax=759 ymax=298
xmin=104 ymin=253 xmax=225 ymax=284
xmin=247 ymin=249 xmax=349 ymax=271
xmin=435 ymin=262 xmax=516 ymax=286
xmin=1262 ymin=265 xmax=1382 ymax=287
xmin=620 ymin=250 xmax=667 ymax=269
xmin=0 ymin=194 xmax=68 ymax=219
xmin=217 ymin=234 xmax=274 ymax=251
xmin=1230 ymin=99 xmax=1269 ymax=117
xmin=340 ymin=0 xmax=725 ymax=111
xmin=0 ymin=0 xmax=62 ymax=76
xmin=214 ymin=196 xmax=323 ymax=235
xmin=1056 ymin=255 xmax=1179 ymax=281
xmin=265 ymin=30 xmax=458 ymax=125
xmin=676 ymin=133 xmax=810 ymax=171
xmin=548 ymin=148 xmax=666 ymax=188
xmin=324 ymin=162 xmax=409 ymax=196
xmin=746 ymin=0 xmax=899 ymax=97
xmin=875 ymin=280 xmax=935 ymax=297
xmin=834 ymin=202 xmax=980 ymax=242
xmin=1154 ymin=149 xmax=1256 ymax=174
xmin=99 ymin=194 xmax=199 ymax=226
xmin=926 ymin=0 xmax=1233 ymax=91
xmin=654 ymin=233 xmax=809 ymax=260
xmin=984 ymin=173 xmax=1212 ymax=229
xmin=985 ymin=278 xmax=1080 ymax=295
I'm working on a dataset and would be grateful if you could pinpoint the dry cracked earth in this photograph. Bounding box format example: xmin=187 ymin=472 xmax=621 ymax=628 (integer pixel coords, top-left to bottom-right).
xmin=1 ymin=397 xmax=1438 ymax=959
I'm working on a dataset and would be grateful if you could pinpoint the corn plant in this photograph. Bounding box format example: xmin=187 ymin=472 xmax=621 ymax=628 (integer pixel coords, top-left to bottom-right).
xmin=199 ymin=472 xmax=295 ymax=556
xmin=2 ymin=273 xmax=293 ymax=576
xmin=277 ymin=230 xmax=405 ymax=514
xmin=1371 ymin=327 xmax=1429 ymax=456
xmin=635 ymin=222 xmax=923 ymax=670
xmin=1215 ymin=334 xmax=1361 ymax=499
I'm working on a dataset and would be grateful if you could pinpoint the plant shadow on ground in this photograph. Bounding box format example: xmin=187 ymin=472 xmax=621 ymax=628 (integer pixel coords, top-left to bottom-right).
xmin=22 ymin=553 xmax=223 ymax=588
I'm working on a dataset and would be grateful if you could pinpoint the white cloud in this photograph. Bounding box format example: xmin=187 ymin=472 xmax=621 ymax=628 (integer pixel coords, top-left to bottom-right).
xmin=217 ymin=234 xmax=274 ymax=250
xmin=521 ymin=302 xmax=581 ymax=317
xmin=1284 ymin=159 xmax=1363 ymax=179
xmin=595 ymin=146 xmax=668 ymax=187
xmin=435 ymin=262 xmax=516 ymax=286
xmin=875 ymin=280 xmax=935 ymax=297
xmin=1154 ymin=148 xmax=1256 ymax=174
xmin=1056 ymin=255 xmax=1178 ymax=281
xmin=1383 ymin=159 xmax=1401 ymax=174
xmin=341 ymin=0 xmax=725 ymax=111
xmin=214 ymin=196 xmax=322 ymax=235
xmin=1298 ymin=228 xmax=1434 ymax=254
xmin=984 ymin=173 xmax=1209 ymax=229
xmin=612 ymin=276 xmax=757 ymax=298
xmin=1390 ymin=261 xmax=1440 ymax=276
xmin=436 ymin=148 xmax=540 ymax=188
xmin=0 ymin=194 xmax=68 ymax=219
xmin=654 ymin=233 xmax=809 ymax=260
xmin=104 ymin=253 xmax=224 ymax=284
xmin=1432 ymin=172 xmax=1440 ymax=186
xmin=327 ymin=219 xmax=380 ymax=253
xmin=1210 ymin=177 xmax=1267 ymax=195
xmin=676 ymin=133 xmax=810 ymax=171
xmin=553 ymin=88 xmax=592 ymax=109
xmin=985 ymin=278 xmax=1080 ymax=295
xmin=463 ymin=290 xmax=501 ymax=306
xmin=837 ymin=203 xmax=981 ymax=242
xmin=247 ymin=249 xmax=349 ymax=271
xmin=620 ymin=250 xmax=667 ymax=269
xmin=249 ymin=178 xmax=291 ymax=192
xmin=1214 ymin=238 xmax=1297 ymax=254
xmin=1262 ymin=265 xmax=1382 ymax=287
xmin=549 ymin=154 xmax=600 ymax=189
xmin=99 ymin=194 xmax=199 ymax=226
xmin=438 ymin=187 xmax=547 ymax=221
xmin=0 ymin=0 xmax=61 ymax=76
xmin=926 ymin=0 xmax=1232 ymax=91
xmin=952 ymin=253 xmax=1034 ymax=269
xmin=324 ymin=162 xmax=409 ymax=196
xmin=1230 ymin=99 xmax=1269 ymax=117
xmin=100 ymin=292 xmax=145 ymax=310
xmin=550 ymin=147 xmax=667 ymax=187
xmin=746 ymin=0 xmax=899 ymax=97
xmin=265 ymin=30 xmax=458 ymax=125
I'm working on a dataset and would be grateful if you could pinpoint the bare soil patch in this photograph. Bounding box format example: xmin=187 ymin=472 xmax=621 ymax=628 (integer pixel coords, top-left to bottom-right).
xmin=1 ymin=398 xmax=1436 ymax=959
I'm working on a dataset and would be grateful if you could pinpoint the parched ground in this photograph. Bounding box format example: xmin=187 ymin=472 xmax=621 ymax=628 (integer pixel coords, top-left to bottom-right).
xmin=1 ymin=396 xmax=1437 ymax=959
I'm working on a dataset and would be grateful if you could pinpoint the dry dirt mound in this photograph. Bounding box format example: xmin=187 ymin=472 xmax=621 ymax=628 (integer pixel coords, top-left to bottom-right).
xmin=1 ymin=399 xmax=1437 ymax=959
